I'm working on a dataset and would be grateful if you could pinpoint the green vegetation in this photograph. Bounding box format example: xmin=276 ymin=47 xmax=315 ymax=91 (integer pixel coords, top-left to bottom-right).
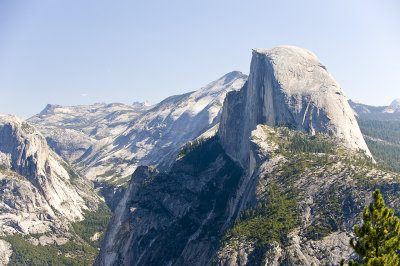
xmin=223 ymin=185 xmax=301 ymax=246
xmin=21 ymin=122 xmax=35 ymax=134
xmin=178 ymin=137 xmax=223 ymax=174
xmin=358 ymin=118 xmax=400 ymax=145
xmin=3 ymin=234 xmax=97 ymax=265
xmin=61 ymin=162 xmax=79 ymax=180
xmin=2 ymin=203 xmax=112 ymax=265
xmin=105 ymin=174 xmax=131 ymax=188
xmin=306 ymin=186 xmax=345 ymax=240
xmin=342 ymin=189 xmax=400 ymax=265
xmin=96 ymin=169 xmax=117 ymax=178
xmin=365 ymin=139 xmax=400 ymax=172
xmin=178 ymin=137 xmax=209 ymax=158
xmin=357 ymin=116 xmax=400 ymax=172
xmin=0 ymin=167 xmax=27 ymax=181
xmin=285 ymin=131 xmax=335 ymax=154
xmin=261 ymin=125 xmax=337 ymax=156
xmin=223 ymin=125 xmax=397 ymax=259
xmin=218 ymin=125 xmax=400 ymax=265
xmin=71 ymin=203 xmax=112 ymax=247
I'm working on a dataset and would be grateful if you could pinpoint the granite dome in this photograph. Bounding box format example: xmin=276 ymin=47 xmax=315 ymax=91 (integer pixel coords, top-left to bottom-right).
xmin=219 ymin=46 xmax=371 ymax=169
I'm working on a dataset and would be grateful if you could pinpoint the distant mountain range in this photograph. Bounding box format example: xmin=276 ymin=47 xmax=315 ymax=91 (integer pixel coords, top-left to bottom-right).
xmin=349 ymin=99 xmax=400 ymax=117
xmin=28 ymin=71 xmax=246 ymax=182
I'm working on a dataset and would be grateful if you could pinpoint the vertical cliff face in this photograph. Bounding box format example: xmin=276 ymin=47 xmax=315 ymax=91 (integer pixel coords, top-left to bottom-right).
xmin=219 ymin=46 xmax=371 ymax=168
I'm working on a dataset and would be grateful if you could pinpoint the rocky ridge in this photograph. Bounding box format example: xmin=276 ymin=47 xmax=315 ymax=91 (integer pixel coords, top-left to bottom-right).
xmin=28 ymin=102 xmax=148 ymax=163
xmin=349 ymin=98 xmax=400 ymax=116
xmin=29 ymin=71 xmax=247 ymax=183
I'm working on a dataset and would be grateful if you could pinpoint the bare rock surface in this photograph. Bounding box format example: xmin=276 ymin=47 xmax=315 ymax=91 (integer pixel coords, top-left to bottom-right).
xmin=0 ymin=239 xmax=12 ymax=266
xmin=219 ymin=46 xmax=371 ymax=169
xmin=0 ymin=115 xmax=100 ymax=237
xmin=29 ymin=72 xmax=247 ymax=183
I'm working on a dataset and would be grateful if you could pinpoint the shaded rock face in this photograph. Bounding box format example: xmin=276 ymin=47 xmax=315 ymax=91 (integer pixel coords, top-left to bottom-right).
xmin=0 ymin=115 xmax=99 ymax=236
xmin=219 ymin=46 xmax=371 ymax=168
xmin=96 ymin=137 xmax=245 ymax=266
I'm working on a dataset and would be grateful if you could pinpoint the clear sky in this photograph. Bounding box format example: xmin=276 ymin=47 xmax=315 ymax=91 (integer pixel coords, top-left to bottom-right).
xmin=0 ymin=0 xmax=399 ymax=118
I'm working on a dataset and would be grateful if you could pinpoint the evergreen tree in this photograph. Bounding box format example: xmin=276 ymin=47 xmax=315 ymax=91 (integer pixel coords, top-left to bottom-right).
xmin=342 ymin=189 xmax=400 ymax=265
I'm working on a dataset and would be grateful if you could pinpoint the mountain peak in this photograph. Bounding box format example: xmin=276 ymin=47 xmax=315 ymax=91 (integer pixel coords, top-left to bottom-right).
xmin=132 ymin=101 xmax=151 ymax=108
xmin=390 ymin=98 xmax=400 ymax=107
xmin=253 ymin=45 xmax=318 ymax=58
xmin=38 ymin=104 xmax=62 ymax=116
xmin=219 ymin=46 xmax=371 ymax=169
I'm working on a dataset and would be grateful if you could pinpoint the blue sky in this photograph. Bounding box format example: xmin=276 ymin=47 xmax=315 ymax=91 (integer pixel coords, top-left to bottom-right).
xmin=0 ymin=0 xmax=399 ymax=118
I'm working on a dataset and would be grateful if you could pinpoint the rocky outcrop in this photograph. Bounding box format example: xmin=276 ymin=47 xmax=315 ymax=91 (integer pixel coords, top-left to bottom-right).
xmin=219 ymin=46 xmax=371 ymax=169
xmin=0 ymin=239 xmax=12 ymax=266
xmin=0 ymin=115 xmax=99 ymax=236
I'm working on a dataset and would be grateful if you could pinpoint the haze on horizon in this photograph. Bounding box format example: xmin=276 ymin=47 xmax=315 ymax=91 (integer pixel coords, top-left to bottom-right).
xmin=0 ymin=0 xmax=399 ymax=118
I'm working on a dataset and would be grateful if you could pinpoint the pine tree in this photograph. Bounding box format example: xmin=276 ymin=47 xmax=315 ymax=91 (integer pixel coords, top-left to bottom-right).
xmin=342 ymin=189 xmax=400 ymax=265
